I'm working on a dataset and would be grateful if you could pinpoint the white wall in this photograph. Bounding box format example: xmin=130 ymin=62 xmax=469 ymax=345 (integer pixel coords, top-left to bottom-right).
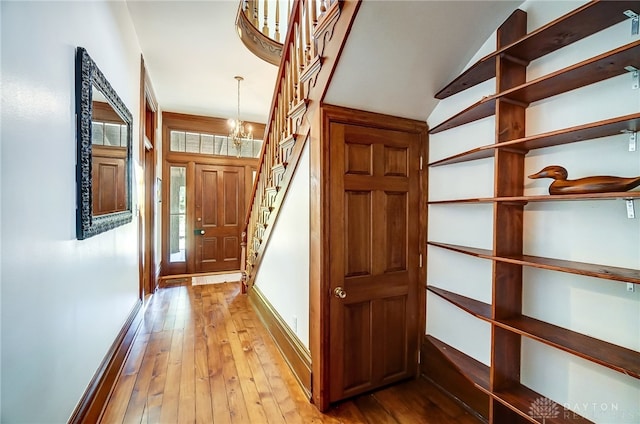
xmin=426 ymin=1 xmax=640 ymax=422
xmin=1 ymin=2 xmax=142 ymax=422
xmin=254 ymin=142 xmax=310 ymax=349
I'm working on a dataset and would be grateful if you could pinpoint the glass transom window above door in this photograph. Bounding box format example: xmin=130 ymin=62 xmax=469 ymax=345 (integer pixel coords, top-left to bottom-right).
xmin=170 ymin=130 xmax=262 ymax=158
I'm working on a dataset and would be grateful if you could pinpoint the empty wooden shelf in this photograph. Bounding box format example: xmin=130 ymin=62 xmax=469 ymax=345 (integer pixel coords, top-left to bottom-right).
xmin=430 ymin=40 xmax=640 ymax=134
xmin=435 ymin=1 xmax=633 ymax=99
xmin=429 ymin=113 xmax=640 ymax=167
xmin=428 ymin=241 xmax=640 ymax=284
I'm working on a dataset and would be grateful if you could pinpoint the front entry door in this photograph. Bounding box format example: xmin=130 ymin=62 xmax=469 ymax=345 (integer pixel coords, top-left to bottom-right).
xmin=194 ymin=164 xmax=245 ymax=273
xmin=328 ymin=121 xmax=421 ymax=402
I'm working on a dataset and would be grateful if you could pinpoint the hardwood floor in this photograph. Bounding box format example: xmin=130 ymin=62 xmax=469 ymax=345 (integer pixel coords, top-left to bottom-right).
xmin=100 ymin=282 xmax=483 ymax=424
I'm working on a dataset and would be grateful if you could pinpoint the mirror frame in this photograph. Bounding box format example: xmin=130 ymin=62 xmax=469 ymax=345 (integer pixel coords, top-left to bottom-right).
xmin=75 ymin=47 xmax=133 ymax=240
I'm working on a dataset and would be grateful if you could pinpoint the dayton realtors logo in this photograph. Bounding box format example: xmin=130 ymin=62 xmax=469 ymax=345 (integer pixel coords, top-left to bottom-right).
xmin=529 ymin=397 xmax=560 ymax=423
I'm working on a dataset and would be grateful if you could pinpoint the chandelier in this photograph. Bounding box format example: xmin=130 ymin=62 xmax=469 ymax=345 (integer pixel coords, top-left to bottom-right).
xmin=228 ymin=76 xmax=253 ymax=157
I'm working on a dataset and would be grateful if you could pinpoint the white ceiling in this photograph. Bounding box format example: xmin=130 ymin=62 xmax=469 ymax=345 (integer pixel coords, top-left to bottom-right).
xmin=126 ymin=0 xmax=279 ymax=123
xmin=326 ymin=0 xmax=523 ymax=121
xmin=126 ymin=0 xmax=523 ymax=124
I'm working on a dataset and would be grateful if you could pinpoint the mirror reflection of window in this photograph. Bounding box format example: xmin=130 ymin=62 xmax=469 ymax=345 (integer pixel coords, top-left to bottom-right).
xmin=91 ymin=92 xmax=129 ymax=215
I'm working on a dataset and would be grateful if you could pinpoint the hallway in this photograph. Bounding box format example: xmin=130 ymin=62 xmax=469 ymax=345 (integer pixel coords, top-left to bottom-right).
xmin=100 ymin=282 xmax=482 ymax=423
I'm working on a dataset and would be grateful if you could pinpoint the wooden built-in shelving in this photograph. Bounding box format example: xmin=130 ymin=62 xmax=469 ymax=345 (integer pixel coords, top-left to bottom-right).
xmin=426 ymin=335 xmax=490 ymax=391
xmin=430 ymin=40 xmax=640 ymax=134
xmin=427 ymin=286 xmax=640 ymax=381
xmin=427 ymin=286 xmax=491 ymax=319
xmin=494 ymin=385 xmax=593 ymax=424
xmin=425 ymin=4 xmax=639 ymax=422
xmin=429 ymin=113 xmax=640 ymax=167
xmin=426 ymin=335 xmax=595 ymax=424
xmin=435 ymin=1 xmax=633 ymax=99
xmin=497 ymin=316 xmax=640 ymax=379
xmin=428 ymin=241 xmax=640 ymax=284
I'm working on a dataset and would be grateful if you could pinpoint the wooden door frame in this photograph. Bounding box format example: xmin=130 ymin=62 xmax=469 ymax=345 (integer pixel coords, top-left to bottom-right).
xmin=309 ymin=104 xmax=428 ymax=411
xmin=160 ymin=112 xmax=262 ymax=276
xmin=138 ymin=55 xmax=159 ymax=299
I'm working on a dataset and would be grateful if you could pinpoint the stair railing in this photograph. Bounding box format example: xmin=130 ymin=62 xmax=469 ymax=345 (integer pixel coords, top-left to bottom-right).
xmin=241 ymin=0 xmax=341 ymax=292
xmin=237 ymin=0 xmax=296 ymax=65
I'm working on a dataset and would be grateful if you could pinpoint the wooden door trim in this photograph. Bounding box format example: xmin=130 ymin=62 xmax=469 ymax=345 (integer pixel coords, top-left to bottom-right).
xmin=160 ymin=111 xmax=260 ymax=277
xmin=310 ymin=104 xmax=428 ymax=410
xmin=138 ymin=55 xmax=159 ymax=299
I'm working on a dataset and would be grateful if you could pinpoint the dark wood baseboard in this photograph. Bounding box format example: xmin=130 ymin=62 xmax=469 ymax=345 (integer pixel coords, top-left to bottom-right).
xmin=68 ymin=299 xmax=144 ymax=424
xmin=248 ymin=285 xmax=312 ymax=399
xmin=420 ymin=335 xmax=489 ymax=421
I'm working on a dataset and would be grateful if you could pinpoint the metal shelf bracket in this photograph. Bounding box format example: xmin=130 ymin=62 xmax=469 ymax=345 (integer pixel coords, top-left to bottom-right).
xmin=625 ymin=198 xmax=636 ymax=219
xmin=624 ymin=66 xmax=639 ymax=89
xmin=621 ymin=130 xmax=637 ymax=152
xmin=624 ymin=9 xmax=639 ymax=35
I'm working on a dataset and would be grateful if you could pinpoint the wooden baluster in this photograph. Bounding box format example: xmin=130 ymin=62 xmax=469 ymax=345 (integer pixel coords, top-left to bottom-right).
xmin=296 ymin=22 xmax=305 ymax=100
xmin=294 ymin=39 xmax=300 ymax=104
xmin=280 ymin=79 xmax=288 ymax=138
xmin=271 ymin=121 xmax=276 ymax=163
xmin=291 ymin=41 xmax=298 ymax=104
xmin=270 ymin=137 xmax=274 ymax=176
xmin=241 ymin=231 xmax=247 ymax=292
xmin=262 ymin=0 xmax=269 ymax=36
xmin=273 ymin=119 xmax=278 ymax=160
xmin=267 ymin=135 xmax=271 ymax=178
xmin=274 ymin=104 xmax=279 ymax=164
xmin=257 ymin=179 xmax=262 ymax=210
xmin=274 ymin=0 xmax=281 ymax=42
xmin=280 ymin=90 xmax=287 ymax=140
xmin=270 ymin=127 xmax=275 ymax=166
xmin=287 ymin=65 xmax=293 ymax=135
xmin=253 ymin=0 xmax=259 ymax=27
xmin=320 ymin=0 xmax=327 ymax=15
xmin=303 ymin=2 xmax=310 ymax=66
xmin=277 ymin=99 xmax=280 ymax=140
xmin=310 ymin=0 xmax=318 ymax=58
xmin=311 ymin=0 xmax=318 ymax=27
xmin=267 ymin=150 xmax=272 ymax=186
xmin=285 ymin=64 xmax=290 ymax=112
xmin=278 ymin=94 xmax=282 ymax=139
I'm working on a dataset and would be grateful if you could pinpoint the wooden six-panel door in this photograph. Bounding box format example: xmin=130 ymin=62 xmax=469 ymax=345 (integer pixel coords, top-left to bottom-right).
xmin=328 ymin=122 xmax=421 ymax=402
xmin=194 ymin=164 xmax=245 ymax=273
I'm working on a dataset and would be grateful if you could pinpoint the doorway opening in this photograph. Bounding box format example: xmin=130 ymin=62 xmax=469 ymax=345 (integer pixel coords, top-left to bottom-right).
xmin=160 ymin=112 xmax=264 ymax=278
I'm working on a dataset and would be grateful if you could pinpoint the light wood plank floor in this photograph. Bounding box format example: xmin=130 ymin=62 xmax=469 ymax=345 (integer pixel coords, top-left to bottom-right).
xmin=100 ymin=282 xmax=483 ymax=424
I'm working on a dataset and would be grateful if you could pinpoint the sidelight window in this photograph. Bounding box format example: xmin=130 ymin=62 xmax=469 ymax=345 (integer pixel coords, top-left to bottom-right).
xmin=169 ymin=166 xmax=186 ymax=263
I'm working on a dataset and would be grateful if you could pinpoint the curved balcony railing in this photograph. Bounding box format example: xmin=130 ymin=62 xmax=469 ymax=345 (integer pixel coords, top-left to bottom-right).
xmin=237 ymin=0 xmax=337 ymax=66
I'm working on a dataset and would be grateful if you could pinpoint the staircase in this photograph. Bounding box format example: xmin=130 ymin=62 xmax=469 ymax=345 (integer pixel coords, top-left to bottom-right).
xmin=239 ymin=0 xmax=360 ymax=292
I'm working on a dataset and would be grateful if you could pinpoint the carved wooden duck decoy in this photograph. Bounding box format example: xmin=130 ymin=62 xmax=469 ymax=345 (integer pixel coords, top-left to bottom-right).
xmin=528 ymin=165 xmax=640 ymax=195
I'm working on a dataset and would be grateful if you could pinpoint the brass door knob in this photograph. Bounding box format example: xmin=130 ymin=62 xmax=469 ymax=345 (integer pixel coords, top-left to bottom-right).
xmin=333 ymin=287 xmax=347 ymax=299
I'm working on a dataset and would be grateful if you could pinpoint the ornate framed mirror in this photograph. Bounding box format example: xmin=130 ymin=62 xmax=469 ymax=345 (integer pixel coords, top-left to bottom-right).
xmin=75 ymin=47 xmax=133 ymax=240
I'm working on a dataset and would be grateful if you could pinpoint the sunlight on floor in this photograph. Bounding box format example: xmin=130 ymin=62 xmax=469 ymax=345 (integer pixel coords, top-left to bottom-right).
xmin=191 ymin=271 xmax=242 ymax=286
